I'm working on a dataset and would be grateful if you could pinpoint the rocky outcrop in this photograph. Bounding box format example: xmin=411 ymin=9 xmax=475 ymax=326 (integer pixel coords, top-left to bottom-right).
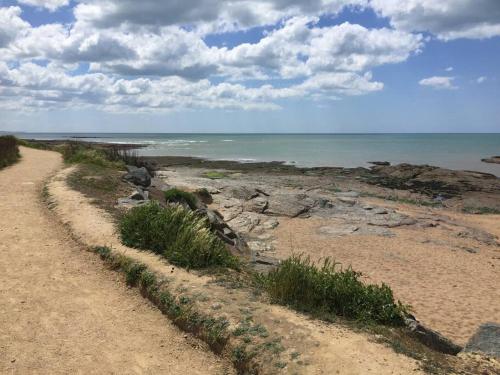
xmin=463 ymin=322 xmax=500 ymax=358
xmin=123 ymin=165 xmax=152 ymax=187
xmin=481 ymin=156 xmax=500 ymax=164
xmin=368 ymin=163 xmax=499 ymax=198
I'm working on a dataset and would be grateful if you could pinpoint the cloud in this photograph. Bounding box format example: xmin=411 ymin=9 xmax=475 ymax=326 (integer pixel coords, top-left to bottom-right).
xmin=476 ymin=76 xmax=487 ymax=84
xmin=419 ymin=76 xmax=457 ymax=90
xmin=370 ymin=0 xmax=500 ymax=40
xmin=445 ymin=66 xmax=453 ymax=72
xmin=17 ymin=0 xmax=70 ymax=12
xmin=0 ymin=6 xmax=30 ymax=48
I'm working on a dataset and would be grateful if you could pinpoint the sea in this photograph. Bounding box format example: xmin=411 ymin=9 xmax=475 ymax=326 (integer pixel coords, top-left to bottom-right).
xmin=9 ymin=133 xmax=500 ymax=176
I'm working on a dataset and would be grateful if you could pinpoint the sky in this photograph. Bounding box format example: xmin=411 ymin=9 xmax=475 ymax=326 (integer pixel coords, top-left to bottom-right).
xmin=0 ymin=0 xmax=499 ymax=133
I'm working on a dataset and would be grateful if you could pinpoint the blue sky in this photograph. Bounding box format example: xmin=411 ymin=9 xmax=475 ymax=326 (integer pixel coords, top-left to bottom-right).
xmin=0 ymin=0 xmax=499 ymax=133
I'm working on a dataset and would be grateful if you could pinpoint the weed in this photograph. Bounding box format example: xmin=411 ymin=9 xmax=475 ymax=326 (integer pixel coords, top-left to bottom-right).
xmin=95 ymin=246 xmax=112 ymax=260
xmin=202 ymin=171 xmax=227 ymax=180
xmin=119 ymin=202 xmax=239 ymax=270
xmin=125 ymin=262 xmax=147 ymax=286
xmin=164 ymin=188 xmax=198 ymax=209
xmin=262 ymin=255 xmax=409 ymax=325
xmin=0 ymin=135 xmax=20 ymax=169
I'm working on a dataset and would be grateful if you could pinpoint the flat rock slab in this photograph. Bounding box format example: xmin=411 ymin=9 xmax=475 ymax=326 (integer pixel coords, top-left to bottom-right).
xmin=463 ymin=323 xmax=500 ymax=358
xmin=266 ymin=194 xmax=315 ymax=217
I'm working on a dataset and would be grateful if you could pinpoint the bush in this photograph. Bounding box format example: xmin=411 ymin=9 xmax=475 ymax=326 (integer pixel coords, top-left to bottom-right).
xmin=120 ymin=202 xmax=239 ymax=269
xmin=59 ymin=142 xmax=124 ymax=168
xmin=164 ymin=188 xmax=198 ymax=209
xmin=0 ymin=135 xmax=20 ymax=169
xmin=262 ymin=255 xmax=408 ymax=325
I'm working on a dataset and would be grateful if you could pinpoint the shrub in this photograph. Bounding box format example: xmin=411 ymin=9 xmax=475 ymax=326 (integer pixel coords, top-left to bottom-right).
xmin=262 ymin=255 xmax=408 ymax=325
xmin=164 ymin=188 xmax=199 ymax=209
xmin=0 ymin=135 xmax=20 ymax=169
xmin=119 ymin=202 xmax=239 ymax=269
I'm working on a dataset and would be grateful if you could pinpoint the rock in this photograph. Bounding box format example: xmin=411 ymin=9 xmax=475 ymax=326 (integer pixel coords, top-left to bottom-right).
xmin=368 ymin=163 xmax=500 ymax=199
xmin=317 ymin=198 xmax=333 ymax=209
xmin=261 ymin=218 xmax=279 ymax=230
xmin=369 ymin=161 xmax=391 ymax=166
xmin=318 ymin=225 xmax=359 ymax=236
xmin=457 ymin=228 xmax=498 ymax=246
xmin=248 ymin=240 xmax=274 ymax=253
xmin=117 ymin=198 xmax=147 ymax=208
xmin=129 ymin=187 xmax=149 ymax=201
xmin=243 ymin=197 xmax=268 ymax=213
xmin=405 ymin=317 xmax=463 ymax=355
xmin=149 ymin=177 xmax=171 ymax=191
xmin=481 ymin=156 xmax=500 ymax=164
xmin=228 ymin=212 xmax=261 ymax=233
xmin=205 ymin=209 xmax=227 ymax=231
xmin=337 ymin=197 xmax=357 ymax=206
xmin=373 ymin=208 xmax=388 ymax=215
xmin=194 ymin=188 xmax=213 ymax=204
xmin=123 ymin=166 xmax=151 ymax=187
xmin=223 ymin=227 xmax=237 ymax=239
xmin=266 ymin=194 xmax=315 ymax=217
xmin=368 ymin=214 xmax=417 ymax=228
xmin=463 ymin=323 xmax=500 ymax=358
xmin=363 ymin=205 xmax=374 ymax=210
xmin=230 ymin=186 xmax=260 ymax=200
xmin=336 ymin=191 xmax=360 ymax=198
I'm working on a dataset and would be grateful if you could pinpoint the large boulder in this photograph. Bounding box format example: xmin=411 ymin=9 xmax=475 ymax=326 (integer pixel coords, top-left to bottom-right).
xmin=123 ymin=165 xmax=151 ymax=187
xmin=463 ymin=322 xmax=500 ymax=358
xmin=265 ymin=193 xmax=315 ymax=217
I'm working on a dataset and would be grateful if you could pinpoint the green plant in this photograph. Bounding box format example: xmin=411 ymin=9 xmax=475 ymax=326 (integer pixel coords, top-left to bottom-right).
xmin=463 ymin=206 xmax=500 ymax=215
xmin=126 ymin=263 xmax=147 ymax=286
xmin=119 ymin=202 xmax=239 ymax=270
xmin=59 ymin=142 xmax=124 ymax=168
xmin=262 ymin=255 xmax=408 ymax=325
xmin=164 ymin=188 xmax=198 ymax=209
xmin=0 ymin=135 xmax=20 ymax=169
xmin=202 ymin=171 xmax=227 ymax=180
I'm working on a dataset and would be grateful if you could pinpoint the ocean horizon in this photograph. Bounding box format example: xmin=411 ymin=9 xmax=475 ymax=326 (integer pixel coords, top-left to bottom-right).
xmin=9 ymin=132 xmax=500 ymax=176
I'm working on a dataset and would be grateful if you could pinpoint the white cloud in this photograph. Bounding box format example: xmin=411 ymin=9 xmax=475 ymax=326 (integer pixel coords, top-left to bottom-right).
xmin=17 ymin=0 xmax=70 ymax=12
xmin=0 ymin=6 xmax=30 ymax=48
xmin=445 ymin=66 xmax=453 ymax=72
xmin=370 ymin=0 xmax=500 ymax=40
xmin=476 ymin=76 xmax=487 ymax=84
xmin=419 ymin=76 xmax=457 ymax=90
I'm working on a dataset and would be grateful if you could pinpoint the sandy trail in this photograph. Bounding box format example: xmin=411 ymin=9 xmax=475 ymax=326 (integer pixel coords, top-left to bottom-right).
xmin=0 ymin=147 xmax=232 ymax=374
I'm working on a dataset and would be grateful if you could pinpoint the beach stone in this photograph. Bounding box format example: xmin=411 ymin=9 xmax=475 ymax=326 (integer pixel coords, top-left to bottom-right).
xmin=405 ymin=317 xmax=462 ymax=355
xmin=317 ymin=225 xmax=359 ymax=237
xmin=463 ymin=323 xmax=500 ymax=358
xmin=266 ymin=194 xmax=314 ymax=217
xmin=368 ymin=214 xmax=417 ymax=228
xmin=123 ymin=165 xmax=151 ymax=187
xmin=129 ymin=187 xmax=149 ymax=201
xmin=230 ymin=186 xmax=259 ymax=200
xmin=243 ymin=197 xmax=268 ymax=213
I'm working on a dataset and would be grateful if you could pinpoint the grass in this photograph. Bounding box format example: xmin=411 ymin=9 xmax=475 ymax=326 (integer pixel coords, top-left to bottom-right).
xmin=164 ymin=188 xmax=199 ymax=209
xmin=202 ymin=170 xmax=228 ymax=179
xmin=119 ymin=201 xmax=239 ymax=270
xmin=0 ymin=135 xmax=20 ymax=169
xmin=59 ymin=142 xmax=125 ymax=169
xmin=261 ymin=255 xmax=409 ymax=325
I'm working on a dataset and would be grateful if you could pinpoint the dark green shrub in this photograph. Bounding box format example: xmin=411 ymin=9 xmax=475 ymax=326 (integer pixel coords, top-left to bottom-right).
xmin=119 ymin=202 xmax=238 ymax=269
xmin=164 ymin=188 xmax=198 ymax=209
xmin=0 ymin=135 xmax=20 ymax=169
xmin=126 ymin=263 xmax=147 ymax=286
xmin=263 ymin=255 xmax=408 ymax=325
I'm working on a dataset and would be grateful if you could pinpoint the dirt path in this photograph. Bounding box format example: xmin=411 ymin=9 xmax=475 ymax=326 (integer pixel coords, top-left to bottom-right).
xmin=0 ymin=147 xmax=233 ymax=374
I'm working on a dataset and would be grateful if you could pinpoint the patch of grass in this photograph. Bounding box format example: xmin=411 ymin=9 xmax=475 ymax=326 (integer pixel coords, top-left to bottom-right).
xmin=60 ymin=142 xmax=124 ymax=169
xmin=0 ymin=135 xmax=20 ymax=169
xmin=261 ymin=255 xmax=409 ymax=325
xmin=119 ymin=201 xmax=239 ymax=270
xmin=463 ymin=206 xmax=500 ymax=215
xmin=202 ymin=171 xmax=228 ymax=180
xmin=125 ymin=262 xmax=147 ymax=286
xmin=164 ymin=188 xmax=198 ymax=209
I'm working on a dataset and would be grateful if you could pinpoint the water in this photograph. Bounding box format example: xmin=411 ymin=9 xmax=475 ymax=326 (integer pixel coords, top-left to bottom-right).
xmin=9 ymin=132 xmax=500 ymax=176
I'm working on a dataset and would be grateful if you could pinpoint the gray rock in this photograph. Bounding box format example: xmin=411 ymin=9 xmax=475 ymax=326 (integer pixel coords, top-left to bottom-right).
xmin=129 ymin=187 xmax=149 ymax=201
xmin=463 ymin=322 xmax=500 ymax=358
xmin=117 ymin=198 xmax=147 ymax=208
xmin=266 ymin=194 xmax=314 ymax=217
xmin=317 ymin=225 xmax=359 ymax=237
xmin=336 ymin=191 xmax=360 ymax=198
xmin=337 ymin=197 xmax=357 ymax=206
xmin=373 ymin=208 xmax=388 ymax=215
xmin=243 ymin=197 xmax=268 ymax=213
xmin=368 ymin=214 xmax=417 ymax=228
xmin=123 ymin=166 xmax=151 ymax=187
xmin=405 ymin=317 xmax=463 ymax=355
xmin=457 ymin=228 xmax=499 ymax=246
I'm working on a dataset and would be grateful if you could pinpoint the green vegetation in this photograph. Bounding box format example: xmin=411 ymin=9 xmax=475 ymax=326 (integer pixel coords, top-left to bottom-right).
xmin=59 ymin=142 xmax=124 ymax=168
xmin=164 ymin=188 xmax=198 ymax=209
xmin=16 ymin=138 xmax=53 ymax=150
xmin=202 ymin=170 xmax=227 ymax=179
xmin=0 ymin=135 xmax=20 ymax=169
xmin=463 ymin=206 xmax=500 ymax=215
xmin=261 ymin=255 xmax=409 ymax=325
xmin=119 ymin=202 xmax=239 ymax=269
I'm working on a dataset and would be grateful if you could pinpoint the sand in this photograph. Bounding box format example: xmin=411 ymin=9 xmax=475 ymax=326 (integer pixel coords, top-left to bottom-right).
xmin=0 ymin=147 xmax=233 ymax=374
xmin=273 ymin=203 xmax=500 ymax=346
